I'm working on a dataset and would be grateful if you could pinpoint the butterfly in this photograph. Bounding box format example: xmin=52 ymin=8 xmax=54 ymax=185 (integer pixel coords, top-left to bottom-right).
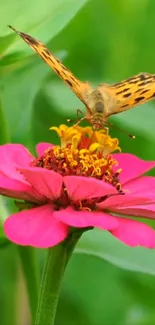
xmin=9 ymin=25 xmax=155 ymax=133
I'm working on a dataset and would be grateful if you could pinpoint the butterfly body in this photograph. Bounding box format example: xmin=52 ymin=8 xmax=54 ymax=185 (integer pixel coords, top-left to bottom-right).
xmin=84 ymin=87 xmax=117 ymax=129
xmin=9 ymin=25 xmax=155 ymax=131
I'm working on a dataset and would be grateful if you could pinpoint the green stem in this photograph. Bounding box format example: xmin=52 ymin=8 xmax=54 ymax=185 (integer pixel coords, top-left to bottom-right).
xmin=35 ymin=230 xmax=83 ymax=325
xmin=0 ymin=91 xmax=10 ymax=144
xmin=18 ymin=246 xmax=39 ymax=324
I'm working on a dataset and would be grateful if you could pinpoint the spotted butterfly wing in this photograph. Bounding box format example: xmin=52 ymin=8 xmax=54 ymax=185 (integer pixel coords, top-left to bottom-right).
xmin=98 ymin=73 xmax=155 ymax=117
xmin=8 ymin=25 xmax=92 ymax=113
xmin=9 ymin=25 xmax=155 ymax=130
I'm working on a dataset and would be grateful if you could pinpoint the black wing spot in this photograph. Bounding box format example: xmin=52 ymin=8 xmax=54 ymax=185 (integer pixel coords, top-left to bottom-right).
xmin=44 ymin=49 xmax=51 ymax=56
xmin=122 ymin=87 xmax=130 ymax=92
xmin=128 ymin=80 xmax=139 ymax=84
xmin=21 ymin=33 xmax=38 ymax=45
xmin=61 ymin=65 xmax=68 ymax=71
xmin=139 ymin=74 xmax=147 ymax=81
xmin=43 ymin=52 xmax=54 ymax=63
xmin=134 ymin=96 xmax=145 ymax=103
xmin=42 ymin=53 xmax=49 ymax=60
xmin=70 ymin=76 xmax=76 ymax=81
xmin=138 ymin=80 xmax=153 ymax=86
xmin=127 ymin=76 xmax=138 ymax=82
xmin=70 ymin=76 xmax=79 ymax=85
xmin=116 ymin=90 xmax=123 ymax=94
xmin=123 ymin=92 xmax=132 ymax=98
xmin=135 ymin=88 xmax=143 ymax=93
xmin=116 ymin=87 xmax=130 ymax=95
xmin=54 ymin=68 xmax=61 ymax=76
xmin=120 ymin=104 xmax=129 ymax=108
xmin=113 ymin=82 xmax=124 ymax=88
xmin=150 ymin=92 xmax=155 ymax=98
xmin=140 ymin=89 xmax=150 ymax=95
xmin=65 ymin=79 xmax=73 ymax=87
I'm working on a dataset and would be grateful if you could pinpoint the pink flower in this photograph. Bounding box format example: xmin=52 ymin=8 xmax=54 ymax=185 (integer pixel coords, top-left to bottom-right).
xmin=1 ymin=140 xmax=155 ymax=249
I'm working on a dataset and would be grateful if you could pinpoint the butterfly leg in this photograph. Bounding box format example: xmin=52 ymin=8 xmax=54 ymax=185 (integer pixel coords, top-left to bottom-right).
xmin=103 ymin=127 xmax=109 ymax=135
xmin=76 ymin=109 xmax=84 ymax=119
xmin=72 ymin=109 xmax=86 ymax=126
xmin=67 ymin=109 xmax=85 ymax=127
xmin=73 ymin=116 xmax=86 ymax=127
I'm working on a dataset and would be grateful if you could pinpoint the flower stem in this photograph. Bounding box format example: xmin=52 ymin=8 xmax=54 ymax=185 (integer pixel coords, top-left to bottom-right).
xmin=18 ymin=246 xmax=39 ymax=324
xmin=35 ymin=230 xmax=83 ymax=325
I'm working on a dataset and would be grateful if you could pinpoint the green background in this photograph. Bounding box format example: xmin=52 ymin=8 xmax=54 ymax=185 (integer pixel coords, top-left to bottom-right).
xmin=1 ymin=0 xmax=155 ymax=324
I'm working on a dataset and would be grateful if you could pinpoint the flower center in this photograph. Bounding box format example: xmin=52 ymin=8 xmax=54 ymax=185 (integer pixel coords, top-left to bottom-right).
xmin=31 ymin=125 xmax=123 ymax=193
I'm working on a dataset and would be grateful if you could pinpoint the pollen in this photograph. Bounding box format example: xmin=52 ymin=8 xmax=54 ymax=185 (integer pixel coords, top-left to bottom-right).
xmin=32 ymin=125 xmax=122 ymax=192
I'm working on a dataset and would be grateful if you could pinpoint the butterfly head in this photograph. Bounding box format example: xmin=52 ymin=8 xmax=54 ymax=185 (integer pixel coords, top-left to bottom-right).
xmin=88 ymin=113 xmax=107 ymax=130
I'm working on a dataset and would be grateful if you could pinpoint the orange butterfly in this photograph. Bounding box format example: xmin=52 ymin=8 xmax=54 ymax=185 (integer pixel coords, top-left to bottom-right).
xmin=9 ymin=25 xmax=155 ymax=132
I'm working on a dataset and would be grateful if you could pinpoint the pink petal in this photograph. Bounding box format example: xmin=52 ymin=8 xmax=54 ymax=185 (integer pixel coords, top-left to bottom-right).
xmin=0 ymin=144 xmax=33 ymax=182
xmin=0 ymin=175 xmax=44 ymax=202
xmin=113 ymin=203 xmax=155 ymax=219
xmin=19 ymin=167 xmax=63 ymax=200
xmin=125 ymin=176 xmax=155 ymax=199
xmin=36 ymin=143 xmax=53 ymax=156
xmin=4 ymin=204 xmax=68 ymax=248
xmin=113 ymin=153 xmax=155 ymax=185
xmin=64 ymin=176 xmax=117 ymax=201
xmin=97 ymin=193 xmax=152 ymax=210
xmin=98 ymin=175 xmax=155 ymax=210
xmin=110 ymin=217 xmax=155 ymax=248
xmin=54 ymin=206 xmax=118 ymax=230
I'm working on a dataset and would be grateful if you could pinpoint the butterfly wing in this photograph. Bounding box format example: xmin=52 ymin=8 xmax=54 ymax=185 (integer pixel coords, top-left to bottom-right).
xmin=9 ymin=25 xmax=92 ymax=109
xmin=98 ymin=73 xmax=155 ymax=117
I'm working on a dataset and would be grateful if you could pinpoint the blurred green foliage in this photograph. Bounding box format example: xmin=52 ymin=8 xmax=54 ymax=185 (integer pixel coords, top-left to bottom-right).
xmin=1 ymin=0 xmax=155 ymax=324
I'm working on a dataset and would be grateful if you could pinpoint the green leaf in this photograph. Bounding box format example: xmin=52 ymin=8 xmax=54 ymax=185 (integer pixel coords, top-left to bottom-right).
xmin=2 ymin=0 xmax=88 ymax=54
xmin=76 ymin=229 xmax=155 ymax=275
xmin=2 ymin=50 xmax=67 ymax=143
xmin=0 ymin=234 xmax=10 ymax=248
xmin=0 ymin=34 xmax=16 ymax=55
xmin=0 ymin=223 xmax=10 ymax=248
xmin=0 ymin=52 xmax=29 ymax=66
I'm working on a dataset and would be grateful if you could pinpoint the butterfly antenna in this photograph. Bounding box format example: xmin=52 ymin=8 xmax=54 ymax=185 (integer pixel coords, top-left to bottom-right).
xmin=8 ymin=25 xmax=20 ymax=35
xmin=67 ymin=118 xmax=73 ymax=124
xmin=107 ymin=121 xmax=135 ymax=139
xmin=67 ymin=109 xmax=86 ymax=126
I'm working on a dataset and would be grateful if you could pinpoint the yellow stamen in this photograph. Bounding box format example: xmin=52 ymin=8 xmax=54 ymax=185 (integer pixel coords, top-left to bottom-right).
xmin=79 ymin=201 xmax=91 ymax=212
xmin=32 ymin=124 xmax=123 ymax=192
xmin=50 ymin=124 xmax=120 ymax=155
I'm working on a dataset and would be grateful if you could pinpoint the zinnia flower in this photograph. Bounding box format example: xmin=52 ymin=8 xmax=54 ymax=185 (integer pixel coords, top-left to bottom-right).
xmin=1 ymin=125 xmax=155 ymax=248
